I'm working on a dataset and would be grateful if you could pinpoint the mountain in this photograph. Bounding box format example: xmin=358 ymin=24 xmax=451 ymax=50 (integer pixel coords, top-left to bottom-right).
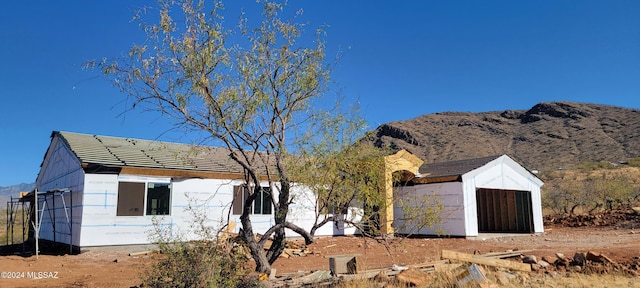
xmin=365 ymin=102 xmax=640 ymax=171
xmin=0 ymin=183 xmax=35 ymax=205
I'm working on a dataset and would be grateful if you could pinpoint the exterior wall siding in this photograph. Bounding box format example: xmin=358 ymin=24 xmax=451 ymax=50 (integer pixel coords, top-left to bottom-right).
xmin=286 ymin=184 xmax=360 ymax=237
xmin=78 ymin=175 xmax=349 ymax=247
xmin=35 ymin=136 xmax=85 ymax=247
xmin=80 ymin=175 xmax=235 ymax=246
xmin=393 ymin=182 xmax=466 ymax=236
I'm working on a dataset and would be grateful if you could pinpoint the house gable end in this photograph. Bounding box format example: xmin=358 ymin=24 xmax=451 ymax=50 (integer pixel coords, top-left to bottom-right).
xmin=462 ymin=155 xmax=543 ymax=190
xmin=37 ymin=133 xmax=85 ymax=192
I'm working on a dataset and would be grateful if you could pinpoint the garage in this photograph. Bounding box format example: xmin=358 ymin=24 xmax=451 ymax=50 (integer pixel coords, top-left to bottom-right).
xmin=393 ymin=154 xmax=544 ymax=237
xmin=476 ymin=188 xmax=533 ymax=233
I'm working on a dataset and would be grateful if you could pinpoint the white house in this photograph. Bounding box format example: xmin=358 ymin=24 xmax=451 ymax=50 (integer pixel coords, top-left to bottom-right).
xmin=34 ymin=131 xmax=354 ymax=251
xmin=393 ymin=155 xmax=544 ymax=237
xmin=32 ymin=131 xmax=543 ymax=251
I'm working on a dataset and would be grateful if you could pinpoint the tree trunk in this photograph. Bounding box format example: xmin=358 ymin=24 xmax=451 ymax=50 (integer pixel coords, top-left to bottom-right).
xmin=310 ymin=216 xmax=334 ymax=238
xmin=241 ymin=211 xmax=272 ymax=274
xmin=240 ymin=178 xmax=317 ymax=271
xmin=240 ymin=185 xmax=272 ymax=274
xmin=266 ymin=179 xmax=291 ymax=264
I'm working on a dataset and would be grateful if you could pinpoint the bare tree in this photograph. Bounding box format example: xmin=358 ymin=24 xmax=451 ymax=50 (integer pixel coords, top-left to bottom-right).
xmin=87 ymin=0 xmax=364 ymax=273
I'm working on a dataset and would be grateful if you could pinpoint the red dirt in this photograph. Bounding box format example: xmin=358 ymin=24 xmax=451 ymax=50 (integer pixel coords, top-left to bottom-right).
xmin=2 ymin=211 xmax=640 ymax=287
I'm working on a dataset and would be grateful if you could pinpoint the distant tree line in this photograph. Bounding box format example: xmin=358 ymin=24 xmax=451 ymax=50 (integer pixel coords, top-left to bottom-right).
xmin=541 ymin=157 xmax=640 ymax=215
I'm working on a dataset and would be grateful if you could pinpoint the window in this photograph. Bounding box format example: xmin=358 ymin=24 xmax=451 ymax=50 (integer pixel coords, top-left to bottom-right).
xmin=146 ymin=183 xmax=171 ymax=215
xmin=117 ymin=181 xmax=171 ymax=216
xmin=117 ymin=182 xmax=145 ymax=216
xmin=232 ymin=185 xmax=272 ymax=215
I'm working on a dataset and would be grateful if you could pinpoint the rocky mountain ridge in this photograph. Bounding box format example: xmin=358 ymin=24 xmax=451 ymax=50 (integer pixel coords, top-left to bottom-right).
xmin=366 ymin=102 xmax=640 ymax=171
xmin=0 ymin=183 xmax=35 ymax=205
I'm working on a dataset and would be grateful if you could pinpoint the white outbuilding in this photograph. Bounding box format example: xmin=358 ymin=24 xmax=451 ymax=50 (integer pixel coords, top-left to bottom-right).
xmin=393 ymin=154 xmax=544 ymax=237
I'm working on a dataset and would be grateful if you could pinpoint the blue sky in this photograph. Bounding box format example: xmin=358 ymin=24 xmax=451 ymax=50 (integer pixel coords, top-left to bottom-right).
xmin=1 ymin=1 xmax=639 ymax=187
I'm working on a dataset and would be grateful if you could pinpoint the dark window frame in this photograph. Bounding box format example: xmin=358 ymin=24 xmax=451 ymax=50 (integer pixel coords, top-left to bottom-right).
xmin=232 ymin=185 xmax=272 ymax=215
xmin=116 ymin=181 xmax=172 ymax=216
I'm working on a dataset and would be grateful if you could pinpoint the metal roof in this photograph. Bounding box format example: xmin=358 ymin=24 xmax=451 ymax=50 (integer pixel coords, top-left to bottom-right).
xmin=55 ymin=131 xmax=245 ymax=174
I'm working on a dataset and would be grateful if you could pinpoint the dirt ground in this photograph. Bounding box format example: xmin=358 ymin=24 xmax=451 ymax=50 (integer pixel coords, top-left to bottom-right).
xmin=2 ymin=214 xmax=640 ymax=287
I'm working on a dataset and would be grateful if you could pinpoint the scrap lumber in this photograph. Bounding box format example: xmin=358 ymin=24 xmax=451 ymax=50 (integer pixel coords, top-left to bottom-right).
xmin=396 ymin=267 xmax=433 ymax=287
xmin=482 ymin=250 xmax=534 ymax=259
xmin=338 ymin=260 xmax=447 ymax=281
xmin=128 ymin=250 xmax=156 ymax=256
xmin=434 ymin=263 xmax=464 ymax=272
xmin=441 ymin=250 xmax=531 ymax=272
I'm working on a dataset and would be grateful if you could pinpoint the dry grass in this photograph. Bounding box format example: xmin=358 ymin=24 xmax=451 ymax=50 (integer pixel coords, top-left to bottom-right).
xmin=0 ymin=208 xmax=28 ymax=245
xmin=331 ymin=270 xmax=640 ymax=288
xmin=527 ymin=272 xmax=640 ymax=288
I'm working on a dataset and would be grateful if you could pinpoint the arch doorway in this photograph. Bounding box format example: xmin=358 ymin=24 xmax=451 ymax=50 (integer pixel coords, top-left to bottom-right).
xmin=381 ymin=150 xmax=423 ymax=235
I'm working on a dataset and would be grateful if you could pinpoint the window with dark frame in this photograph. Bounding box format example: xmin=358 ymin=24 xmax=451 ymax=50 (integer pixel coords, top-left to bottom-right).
xmin=116 ymin=181 xmax=171 ymax=216
xmin=146 ymin=183 xmax=171 ymax=215
xmin=232 ymin=185 xmax=272 ymax=215
xmin=117 ymin=182 xmax=145 ymax=216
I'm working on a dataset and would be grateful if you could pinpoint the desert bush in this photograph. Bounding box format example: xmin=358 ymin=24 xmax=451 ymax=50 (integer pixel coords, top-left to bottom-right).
xmin=142 ymin=238 xmax=255 ymax=287
xmin=142 ymin=240 xmax=248 ymax=288
xmin=141 ymin=200 xmax=256 ymax=288
xmin=584 ymin=173 xmax=635 ymax=212
xmin=542 ymin=165 xmax=640 ymax=215
xmin=627 ymin=157 xmax=640 ymax=167
xmin=576 ymin=161 xmax=611 ymax=171
xmin=541 ymin=172 xmax=587 ymax=215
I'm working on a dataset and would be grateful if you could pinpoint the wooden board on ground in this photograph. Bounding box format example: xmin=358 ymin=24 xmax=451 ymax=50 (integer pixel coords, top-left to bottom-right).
xmin=441 ymin=250 xmax=531 ymax=272
xmin=482 ymin=250 xmax=533 ymax=259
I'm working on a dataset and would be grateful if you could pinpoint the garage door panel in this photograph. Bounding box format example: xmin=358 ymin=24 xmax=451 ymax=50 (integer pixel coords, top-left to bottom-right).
xmin=476 ymin=188 xmax=533 ymax=233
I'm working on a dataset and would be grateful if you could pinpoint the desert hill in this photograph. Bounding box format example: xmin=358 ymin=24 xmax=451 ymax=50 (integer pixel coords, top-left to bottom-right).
xmin=0 ymin=183 xmax=35 ymax=205
xmin=365 ymin=102 xmax=640 ymax=171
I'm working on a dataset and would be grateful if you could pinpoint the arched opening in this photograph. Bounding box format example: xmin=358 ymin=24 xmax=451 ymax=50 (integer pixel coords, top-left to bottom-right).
xmin=381 ymin=150 xmax=423 ymax=235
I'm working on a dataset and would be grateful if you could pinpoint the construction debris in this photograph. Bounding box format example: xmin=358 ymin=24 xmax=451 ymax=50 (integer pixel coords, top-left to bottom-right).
xmin=268 ymin=245 xmax=636 ymax=287
xmin=396 ymin=267 xmax=434 ymax=287
xmin=455 ymin=264 xmax=488 ymax=287
xmin=270 ymin=249 xmax=533 ymax=287
xmin=326 ymin=254 xmax=360 ymax=275
xmin=128 ymin=250 xmax=157 ymax=257
xmin=442 ymin=250 xmax=532 ymax=272
xmin=481 ymin=249 xmax=533 ymax=259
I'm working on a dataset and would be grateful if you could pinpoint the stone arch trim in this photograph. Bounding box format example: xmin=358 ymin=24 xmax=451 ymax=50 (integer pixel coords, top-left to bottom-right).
xmin=381 ymin=149 xmax=424 ymax=235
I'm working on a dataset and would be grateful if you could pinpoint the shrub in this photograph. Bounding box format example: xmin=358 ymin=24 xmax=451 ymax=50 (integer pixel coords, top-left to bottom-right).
xmin=141 ymin=238 xmax=250 ymax=288
xmin=141 ymin=205 xmax=253 ymax=288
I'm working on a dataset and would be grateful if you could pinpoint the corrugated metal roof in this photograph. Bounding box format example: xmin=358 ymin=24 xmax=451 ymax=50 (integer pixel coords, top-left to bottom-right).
xmin=55 ymin=131 xmax=245 ymax=173
xmin=418 ymin=155 xmax=502 ymax=179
